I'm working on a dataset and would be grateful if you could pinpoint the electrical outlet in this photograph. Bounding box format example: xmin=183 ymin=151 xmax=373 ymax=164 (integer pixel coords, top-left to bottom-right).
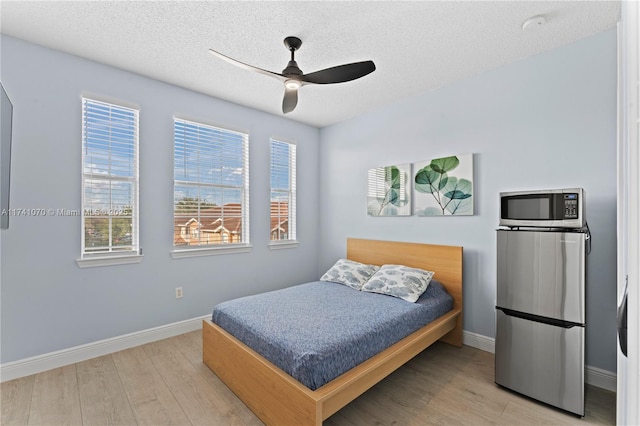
xmin=175 ymin=287 xmax=183 ymax=299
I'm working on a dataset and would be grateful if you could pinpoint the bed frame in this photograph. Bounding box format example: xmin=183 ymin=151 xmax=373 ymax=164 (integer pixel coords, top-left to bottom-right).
xmin=202 ymin=238 xmax=463 ymax=425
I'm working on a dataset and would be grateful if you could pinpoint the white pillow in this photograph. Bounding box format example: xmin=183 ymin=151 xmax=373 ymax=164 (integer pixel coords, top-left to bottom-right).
xmin=320 ymin=259 xmax=380 ymax=290
xmin=361 ymin=264 xmax=435 ymax=302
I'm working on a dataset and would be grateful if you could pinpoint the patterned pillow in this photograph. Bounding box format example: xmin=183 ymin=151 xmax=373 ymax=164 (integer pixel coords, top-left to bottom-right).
xmin=361 ymin=264 xmax=435 ymax=302
xmin=320 ymin=259 xmax=380 ymax=290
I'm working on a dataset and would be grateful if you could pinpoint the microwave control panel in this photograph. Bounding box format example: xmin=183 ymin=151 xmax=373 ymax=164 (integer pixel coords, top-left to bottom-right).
xmin=563 ymin=194 xmax=579 ymax=219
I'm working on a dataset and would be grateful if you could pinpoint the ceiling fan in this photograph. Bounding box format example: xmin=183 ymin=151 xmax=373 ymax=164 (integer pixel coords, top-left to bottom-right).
xmin=208 ymin=36 xmax=376 ymax=114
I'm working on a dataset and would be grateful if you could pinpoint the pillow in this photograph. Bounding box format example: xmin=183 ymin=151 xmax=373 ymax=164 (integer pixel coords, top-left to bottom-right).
xmin=320 ymin=259 xmax=380 ymax=290
xmin=361 ymin=264 xmax=435 ymax=302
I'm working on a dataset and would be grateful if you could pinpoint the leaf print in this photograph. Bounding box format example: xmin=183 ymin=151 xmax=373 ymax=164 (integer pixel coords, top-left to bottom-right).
xmin=413 ymin=154 xmax=473 ymax=215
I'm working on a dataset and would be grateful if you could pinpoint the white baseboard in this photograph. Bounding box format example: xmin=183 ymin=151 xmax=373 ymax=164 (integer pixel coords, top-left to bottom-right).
xmin=0 ymin=314 xmax=209 ymax=383
xmin=463 ymin=330 xmax=496 ymax=353
xmin=462 ymin=330 xmax=617 ymax=392
xmin=585 ymin=365 xmax=618 ymax=393
xmin=0 ymin=320 xmax=618 ymax=394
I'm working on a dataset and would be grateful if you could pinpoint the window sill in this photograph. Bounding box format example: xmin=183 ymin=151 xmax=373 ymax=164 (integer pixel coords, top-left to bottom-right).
xmin=171 ymin=244 xmax=252 ymax=259
xmin=268 ymin=240 xmax=299 ymax=250
xmin=76 ymin=254 xmax=144 ymax=268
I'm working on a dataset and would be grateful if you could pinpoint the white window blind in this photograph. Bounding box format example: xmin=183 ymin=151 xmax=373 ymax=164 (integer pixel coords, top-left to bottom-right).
xmin=174 ymin=118 xmax=249 ymax=247
xmin=81 ymin=98 xmax=139 ymax=257
xmin=270 ymin=139 xmax=296 ymax=241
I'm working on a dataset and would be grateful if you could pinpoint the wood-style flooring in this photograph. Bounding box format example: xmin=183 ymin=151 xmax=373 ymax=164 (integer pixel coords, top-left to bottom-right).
xmin=1 ymin=330 xmax=616 ymax=425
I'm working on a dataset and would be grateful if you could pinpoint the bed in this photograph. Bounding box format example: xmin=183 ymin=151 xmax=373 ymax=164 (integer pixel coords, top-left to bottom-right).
xmin=202 ymin=238 xmax=463 ymax=425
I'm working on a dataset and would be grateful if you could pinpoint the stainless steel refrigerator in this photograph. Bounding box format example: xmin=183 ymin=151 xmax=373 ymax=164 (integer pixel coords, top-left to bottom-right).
xmin=495 ymin=229 xmax=586 ymax=417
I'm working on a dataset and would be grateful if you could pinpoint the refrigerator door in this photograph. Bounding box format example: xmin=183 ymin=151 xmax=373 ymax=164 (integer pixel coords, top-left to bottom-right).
xmin=495 ymin=310 xmax=585 ymax=416
xmin=497 ymin=230 xmax=586 ymax=324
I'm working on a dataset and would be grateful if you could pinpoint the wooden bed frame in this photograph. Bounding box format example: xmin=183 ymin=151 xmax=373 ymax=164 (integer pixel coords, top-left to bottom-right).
xmin=202 ymin=238 xmax=463 ymax=425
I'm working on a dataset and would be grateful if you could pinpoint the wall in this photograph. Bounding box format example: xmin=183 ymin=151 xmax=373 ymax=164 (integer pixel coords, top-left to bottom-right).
xmin=0 ymin=35 xmax=320 ymax=363
xmin=0 ymin=29 xmax=619 ymax=374
xmin=319 ymin=30 xmax=618 ymax=372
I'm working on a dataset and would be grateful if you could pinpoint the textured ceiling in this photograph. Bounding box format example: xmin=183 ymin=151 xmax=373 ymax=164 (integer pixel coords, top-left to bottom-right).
xmin=0 ymin=1 xmax=620 ymax=128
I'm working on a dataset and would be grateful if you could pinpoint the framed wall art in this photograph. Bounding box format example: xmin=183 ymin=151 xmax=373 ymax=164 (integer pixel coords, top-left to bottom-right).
xmin=367 ymin=163 xmax=411 ymax=216
xmin=413 ymin=154 xmax=474 ymax=216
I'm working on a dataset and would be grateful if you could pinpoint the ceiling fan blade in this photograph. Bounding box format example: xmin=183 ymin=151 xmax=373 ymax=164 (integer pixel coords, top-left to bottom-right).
xmin=301 ymin=61 xmax=375 ymax=85
xmin=282 ymin=87 xmax=299 ymax=114
xmin=208 ymin=48 xmax=284 ymax=81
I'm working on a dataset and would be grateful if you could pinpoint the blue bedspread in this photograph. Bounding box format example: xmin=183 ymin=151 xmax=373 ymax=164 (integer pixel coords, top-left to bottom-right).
xmin=212 ymin=280 xmax=453 ymax=390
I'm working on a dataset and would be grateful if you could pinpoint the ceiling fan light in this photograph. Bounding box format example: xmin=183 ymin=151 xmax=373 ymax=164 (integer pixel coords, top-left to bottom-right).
xmin=285 ymin=79 xmax=301 ymax=90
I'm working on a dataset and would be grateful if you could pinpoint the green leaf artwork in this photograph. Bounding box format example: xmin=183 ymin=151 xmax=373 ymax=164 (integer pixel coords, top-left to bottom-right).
xmin=367 ymin=163 xmax=411 ymax=216
xmin=414 ymin=154 xmax=474 ymax=216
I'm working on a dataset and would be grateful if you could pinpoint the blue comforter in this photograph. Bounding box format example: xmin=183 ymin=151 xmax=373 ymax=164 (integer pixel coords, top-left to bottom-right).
xmin=212 ymin=280 xmax=453 ymax=390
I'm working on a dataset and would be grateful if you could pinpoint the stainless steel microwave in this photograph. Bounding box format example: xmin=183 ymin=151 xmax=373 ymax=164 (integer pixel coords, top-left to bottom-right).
xmin=499 ymin=188 xmax=585 ymax=228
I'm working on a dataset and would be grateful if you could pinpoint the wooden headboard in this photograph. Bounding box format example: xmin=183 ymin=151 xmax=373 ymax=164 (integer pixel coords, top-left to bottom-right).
xmin=346 ymin=238 xmax=463 ymax=346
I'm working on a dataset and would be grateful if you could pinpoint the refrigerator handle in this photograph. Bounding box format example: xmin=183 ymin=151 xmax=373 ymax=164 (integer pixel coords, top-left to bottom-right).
xmin=496 ymin=306 xmax=582 ymax=329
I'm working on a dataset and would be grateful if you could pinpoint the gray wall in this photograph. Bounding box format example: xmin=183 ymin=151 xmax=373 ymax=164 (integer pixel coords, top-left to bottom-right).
xmin=319 ymin=30 xmax=618 ymax=372
xmin=0 ymin=35 xmax=321 ymax=363
xmin=1 ymin=30 xmax=619 ymax=374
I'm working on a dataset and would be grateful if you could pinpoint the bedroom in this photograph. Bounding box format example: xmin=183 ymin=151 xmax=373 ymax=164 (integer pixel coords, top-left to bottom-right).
xmin=0 ymin=1 xmax=637 ymax=425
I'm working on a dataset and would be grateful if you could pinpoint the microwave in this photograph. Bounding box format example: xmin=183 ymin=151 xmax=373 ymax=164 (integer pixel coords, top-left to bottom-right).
xmin=499 ymin=188 xmax=585 ymax=229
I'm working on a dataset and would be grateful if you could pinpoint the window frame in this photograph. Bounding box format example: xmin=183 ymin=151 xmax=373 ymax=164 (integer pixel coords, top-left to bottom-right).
xmin=77 ymin=97 xmax=141 ymax=268
xmin=269 ymin=138 xmax=297 ymax=249
xmin=171 ymin=118 xmax=250 ymax=258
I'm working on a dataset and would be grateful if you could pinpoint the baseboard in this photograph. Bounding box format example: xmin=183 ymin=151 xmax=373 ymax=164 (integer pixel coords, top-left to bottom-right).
xmin=463 ymin=330 xmax=495 ymax=353
xmin=585 ymin=365 xmax=617 ymax=392
xmin=0 ymin=320 xmax=618 ymax=393
xmin=462 ymin=330 xmax=617 ymax=392
xmin=0 ymin=314 xmax=209 ymax=383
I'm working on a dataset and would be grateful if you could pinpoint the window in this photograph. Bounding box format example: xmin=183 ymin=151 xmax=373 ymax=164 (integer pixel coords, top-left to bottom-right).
xmin=270 ymin=139 xmax=296 ymax=242
xmin=173 ymin=118 xmax=249 ymax=249
xmin=81 ymin=98 xmax=139 ymax=259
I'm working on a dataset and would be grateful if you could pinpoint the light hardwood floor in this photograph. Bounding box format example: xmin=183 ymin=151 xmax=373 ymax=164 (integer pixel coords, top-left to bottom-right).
xmin=1 ymin=330 xmax=615 ymax=425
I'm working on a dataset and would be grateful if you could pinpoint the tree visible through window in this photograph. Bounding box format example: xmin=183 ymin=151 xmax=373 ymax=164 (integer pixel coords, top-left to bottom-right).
xmin=173 ymin=118 xmax=249 ymax=247
xmin=81 ymin=98 xmax=139 ymax=257
xmin=270 ymin=139 xmax=296 ymax=241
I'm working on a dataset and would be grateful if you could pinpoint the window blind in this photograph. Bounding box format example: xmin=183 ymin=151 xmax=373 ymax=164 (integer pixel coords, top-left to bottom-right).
xmin=174 ymin=118 xmax=249 ymax=247
xmin=270 ymin=139 xmax=296 ymax=241
xmin=81 ymin=98 xmax=139 ymax=256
